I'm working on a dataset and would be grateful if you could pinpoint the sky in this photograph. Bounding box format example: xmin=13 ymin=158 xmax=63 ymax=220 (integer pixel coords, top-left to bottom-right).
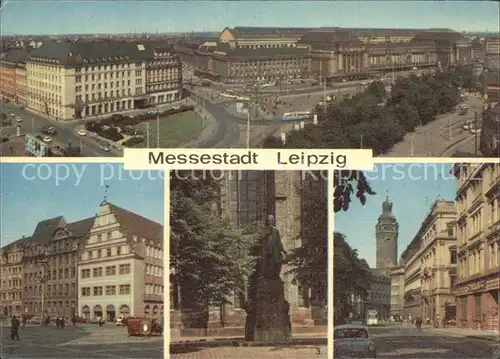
xmin=0 ymin=163 xmax=164 ymax=246
xmin=1 ymin=1 xmax=498 ymax=36
xmin=334 ymin=163 xmax=457 ymax=268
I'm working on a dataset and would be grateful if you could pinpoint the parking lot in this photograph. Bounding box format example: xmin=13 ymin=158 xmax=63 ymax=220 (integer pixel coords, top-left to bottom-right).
xmin=0 ymin=323 xmax=163 ymax=358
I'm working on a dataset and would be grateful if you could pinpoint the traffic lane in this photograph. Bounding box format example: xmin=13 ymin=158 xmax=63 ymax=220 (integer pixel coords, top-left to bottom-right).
xmin=370 ymin=326 xmax=496 ymax=358
xmin=2 ymin=103 xmax=119 ymax=157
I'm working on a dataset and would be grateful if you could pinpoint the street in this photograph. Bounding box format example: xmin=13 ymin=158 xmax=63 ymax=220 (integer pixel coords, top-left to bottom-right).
xmin=369 ymin=325 xmax=498 ymax=358
xmin=0 ymin=323 xmax=162 ymax=358
xmin=1 ymin=101 xmax=118 ymax=157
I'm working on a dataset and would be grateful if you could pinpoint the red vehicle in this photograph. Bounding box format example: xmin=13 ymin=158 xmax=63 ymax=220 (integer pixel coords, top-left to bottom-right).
xmin=127 ymin=317 xmax=163 ymax=337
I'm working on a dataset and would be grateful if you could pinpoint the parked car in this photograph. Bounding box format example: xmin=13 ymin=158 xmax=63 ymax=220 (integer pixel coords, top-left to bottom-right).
xmin=42 ymin=136 xmax=52 ymax=143
xmin=30 ymin=317 xmax=43 ymax=325
xmin=88 ymin=317 xmax=100 ymax=324
xmin=77 ymin=129 xmax=87 ymax=136
xmin=15 ymin=117 xmax=23 ymax=122
xmin=334 ymin=324 xmax=376 ymax=358
xmin=99 ymin=142 xmax=110 ymax=152
xmin=42 ymin=126 xmax=57 ymax=135
xmin=115 ymin=315 xmax=128 ymax=326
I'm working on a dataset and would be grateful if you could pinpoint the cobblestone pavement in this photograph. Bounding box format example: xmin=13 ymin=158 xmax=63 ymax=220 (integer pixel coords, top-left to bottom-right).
xmin=370 ymin=325 xmax=498 ymax=358
xmin=170 ymin=344 xmax=327 ymax=359
xmin=0 ymin=324 xmax=163 ymax=358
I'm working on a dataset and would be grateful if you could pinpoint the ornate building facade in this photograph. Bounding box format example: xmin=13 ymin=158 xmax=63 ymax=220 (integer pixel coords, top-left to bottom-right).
xmin=454 ymin=163 xmax=500 ymax=332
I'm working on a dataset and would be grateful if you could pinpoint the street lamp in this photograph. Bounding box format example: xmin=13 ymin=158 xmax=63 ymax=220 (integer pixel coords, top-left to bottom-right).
xmin=37 ymin=249 xmax=49 ymax=318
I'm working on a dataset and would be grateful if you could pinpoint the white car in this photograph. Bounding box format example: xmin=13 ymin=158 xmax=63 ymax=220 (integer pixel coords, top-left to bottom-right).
xmin=15 ymin=117 xmax=22 ymax=122
xmin=115 ymin=315 xmax=127 ymax=326
xmin=77 ymin=129 xmax=87 ymax=136
xmin=42 ymin=136 xmax=52 ymax=143
xmin=334 ymin=324 xmax=376 ymax=358
xmin=30 ymin=317 xmax=43 ymax=325
xmin=100 ymin=143 xmax=110 ymax=152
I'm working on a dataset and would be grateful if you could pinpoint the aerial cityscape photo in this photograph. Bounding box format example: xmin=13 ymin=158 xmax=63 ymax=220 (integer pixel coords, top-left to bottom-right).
xmin=0 ymin=163 xmax=165 ymax=358
xmin=169 ymin=170 xmax=327 ymax=358
xmin=333 ymin=163 xmax=500 ymax=358
xmin=0 ymin=1 xmax=499 ymax=157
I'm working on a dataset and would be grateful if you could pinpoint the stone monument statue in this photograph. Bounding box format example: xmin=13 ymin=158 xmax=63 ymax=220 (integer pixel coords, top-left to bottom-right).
xmin=246 ymin=214 xmax=292 ymax=343
xmin=260 ymin=214 xmax=287 ymax=279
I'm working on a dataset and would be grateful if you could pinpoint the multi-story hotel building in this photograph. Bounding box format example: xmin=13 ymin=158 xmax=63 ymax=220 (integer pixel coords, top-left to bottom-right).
xmin=26 ymin=40 xmax=181 ymax=121
xmin=403 ymin=200 xmax=458 ymax=322
xmin=78 ymin=201 xmax=163 ymax=321
xmin=171 ymin=171 xmax=327 ymax=334
xmin=0 ymin=238 xmax=26 ymax=317
xmin=454 ymin=163 xmax=500 ymax=332
xmin=0 ymin=48 xmax=29 ymax=104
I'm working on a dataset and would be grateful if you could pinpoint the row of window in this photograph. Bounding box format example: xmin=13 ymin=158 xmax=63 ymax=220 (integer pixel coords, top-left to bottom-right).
xmin=81 ymin=264 xmax=131 ymax=278
xmin=76 ymin=70 xmax=142 ymax=83
xmin=76 ymin=62 xmax=143 ymax=73
xmin=81 ymin=284 xmax=131 ymax=296
xmin=458 ymin=242 xmax=500 ymax=278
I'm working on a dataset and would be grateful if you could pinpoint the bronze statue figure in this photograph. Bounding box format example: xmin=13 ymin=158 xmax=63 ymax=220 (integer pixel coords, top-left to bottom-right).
xmin=260 ymin=214 xmax=287 ymax=279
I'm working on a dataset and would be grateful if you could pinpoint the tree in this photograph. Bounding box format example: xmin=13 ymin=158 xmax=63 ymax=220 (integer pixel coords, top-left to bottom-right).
xmin=264 ymin=70 xmax=462 ymax=154
xmin=334 ymin=232 xmax=372 ymax=324
xmin=286 ymin=176 xmax=327 ymax=305
xmin=333 ymin=170 xmax=376 ymax=213
xmin=170 ymin=171 xmax=256 ymax=328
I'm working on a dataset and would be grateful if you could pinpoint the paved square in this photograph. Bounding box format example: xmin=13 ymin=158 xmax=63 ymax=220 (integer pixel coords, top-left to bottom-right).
xmin=170 ymin=344 xmax=328 ymax=358
xmin=0 ymin=323 xmax=163 ymax=358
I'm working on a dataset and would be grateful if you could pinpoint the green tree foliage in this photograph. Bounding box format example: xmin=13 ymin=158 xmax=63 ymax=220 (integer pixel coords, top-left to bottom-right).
xmin=170 ymin=171 xmax=256 ymax=317
xmin=264 ymin=70 xmax=463 ymax=155
xmin=334 ymin=232 xmax=372 ymax=324
xmin=286 ymin=176 xmax=327 ymax=303
xmin=333 ymin=170 xmax=376 ymax=212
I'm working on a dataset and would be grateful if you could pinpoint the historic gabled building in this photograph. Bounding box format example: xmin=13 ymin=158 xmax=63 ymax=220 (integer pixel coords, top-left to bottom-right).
xmin=454 ymin=163 xmax=500 ymax=332
xmin=78 ymin=202 xmax=164 ymax=321
xmin=20 ymin=216 xmax=93 ymax=318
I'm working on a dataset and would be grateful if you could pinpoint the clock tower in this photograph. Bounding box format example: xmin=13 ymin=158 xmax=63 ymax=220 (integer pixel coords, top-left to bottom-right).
xmin=375 ymin=196 xmax=399 ymax=269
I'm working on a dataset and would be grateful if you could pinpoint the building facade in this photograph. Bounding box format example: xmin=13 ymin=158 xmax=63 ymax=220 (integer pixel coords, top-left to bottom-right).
xmin=0 ymin=238 xmax=26 ymax=317
xmin=0 ymin=48 xmax=29 ymax=104
xmin=403 ymin=200 xmax=458 ymax=323
xmin=26 ymin=40 xmax=181 ymax=121
xmin=454 ymin=163 xmax=500 ymax=332
xmin=78 ymin=201 xmax=163 ymax=321
xmin=179 ymin=26 xmax=472 ymax=84
xmin=389 ymin=265 xmax=405 ymax=321
xmin=366 ymin=269 xmax=391 ymax=321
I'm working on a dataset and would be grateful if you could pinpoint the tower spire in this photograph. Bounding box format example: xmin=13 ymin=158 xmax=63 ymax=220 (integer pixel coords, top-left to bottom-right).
xmin=103 ymin=183 xmax=110 ymax=202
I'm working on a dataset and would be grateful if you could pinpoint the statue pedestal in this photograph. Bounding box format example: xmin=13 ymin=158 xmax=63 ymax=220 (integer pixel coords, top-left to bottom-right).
xmin=254 ymin=277 xmax=291 ymax=342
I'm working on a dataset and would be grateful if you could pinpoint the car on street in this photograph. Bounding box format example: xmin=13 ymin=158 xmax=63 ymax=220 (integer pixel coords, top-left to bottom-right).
xmin=334 ymin=324 xmax=376 ymax=358
xmin=88 ymin=317 xmax=100 ymax=324
xmin=77 ymin=129 xmax=87 ymax=136
xmin=15 ymin=117 xmax=23 ymax=122
xmin=42 ymin=126 xmax=57 ymax=136
xmin=30 ymin=317 xmax=43 ymax=325
xmin=42 ymin=136 xmax=52 ymax=143
xmin=99 ymin=142 xmax=110 ymax=152
xmin=115 ymin=315 xmax=128 ymax=326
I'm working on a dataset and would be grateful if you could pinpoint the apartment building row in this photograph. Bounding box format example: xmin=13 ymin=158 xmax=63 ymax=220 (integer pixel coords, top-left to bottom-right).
xmin=392 ymin=163 xmax=499 ymax=332
xmin=0 ymin=40 xmax=182 ymax=121
xmin=0 ymin=201 xmax=164 ymax=321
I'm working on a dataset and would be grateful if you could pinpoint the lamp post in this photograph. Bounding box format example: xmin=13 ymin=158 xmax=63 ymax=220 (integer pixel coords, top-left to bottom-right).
xmin=38 ymin=250 xmax=49 ymax=319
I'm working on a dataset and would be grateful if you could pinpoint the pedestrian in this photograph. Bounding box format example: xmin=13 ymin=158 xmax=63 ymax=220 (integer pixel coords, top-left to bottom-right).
xmin=10 ymin=315 xmax=20 ymax=340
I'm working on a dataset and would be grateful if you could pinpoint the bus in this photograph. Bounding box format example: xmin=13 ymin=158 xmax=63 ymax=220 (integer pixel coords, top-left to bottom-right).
xmin=281 ymin=111 xmax=311 ymax=122
xmin=220 ymin=91 xmax=238 ymax=100
xmin=366 ymin=310 xmax=378 ymax=326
